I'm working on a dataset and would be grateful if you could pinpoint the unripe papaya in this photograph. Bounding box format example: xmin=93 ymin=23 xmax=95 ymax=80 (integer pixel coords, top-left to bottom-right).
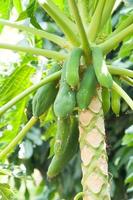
xmin=111 ymin=77 xmax=121 ymax=116
xmin=54 ymin=117 xmax=71 ymax=156
xmin=32 ymin=64 xmax=60 ymax=117
xmin=77 ymin=66 xmax=97 ymax=109
xmin=92 ymin=46 xmax=113 ymax=88
xmin=54 ymin=62 xmax=76 ymax=117
xmin=47 ymin=116 xmax=79 ymax=178
xmin=66 ymin=48 xmax=83 ymax=88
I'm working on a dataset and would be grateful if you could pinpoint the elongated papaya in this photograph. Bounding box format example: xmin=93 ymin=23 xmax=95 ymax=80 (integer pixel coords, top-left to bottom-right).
xmin=32 ymin=64 xmax=60 ymax=117
xmin=111 ymin=77 xmax=121 ymax=116
xmin=47 ymin=116 xmax=79 ymax=178
xmin=92 ymin=46 xmax=113 ymax=88
xmin=54 ymin=117 xmax=71 ymax=156
xmin=66 ymin=48 xmax=83 ymax=88
xmin=102 ymin=87 xmax=111 ymax=115
xmin=54 ymin=62 xmax=76 ymax=117
xmin=77 ymin=66 xmax=97 ymax=109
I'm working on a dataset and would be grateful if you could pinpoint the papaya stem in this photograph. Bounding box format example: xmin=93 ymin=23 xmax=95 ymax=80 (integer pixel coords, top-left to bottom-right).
xmin=0 ymin=19 xmax=70 ymax=49
xmin=113 ymin=81 xmax=133 ymax=110
xmin=100 ymin=0 xmax=115 ymax=30
xmin=0 ymin=71 xmax=61 ymax=117
xmin=108 ymin=65 xmax=133 ymax=78
xmin=78 ymin=0 xmax=89 ymax=29
xmin=99 ymin=24 xmax=133 ymax=54
xmin=39 ymin=0 xmax=80 ymax=46
xmin=0 ymin=116 xmax=38 ymax=160
xmin=109 ymin=14 xmax=133 ymax=38
xmin=68 ymin=0 xmax=91 ymax=62
xmin=88 ymin=0 xmax=106 ymax=42
xmin=0 ymin=43 xmax=67 ymax=60
xmin=121 ymin=76 xmax=133 ymax=86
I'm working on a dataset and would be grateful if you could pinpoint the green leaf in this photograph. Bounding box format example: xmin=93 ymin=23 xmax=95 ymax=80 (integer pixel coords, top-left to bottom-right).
xmin=0 ymin=183 xmax=16 ymax=200
xmin=122 ymin=125 xmax=133 ymax=146
xmin=119 ymin=39 xmax=133 ymax=58
xmin=0 ymin=65 xmax=35 ymax=148
xmin=0 ymin=99 xmax=28 ymax=146
xmin=0 ymin=0 xmax=11 ymax=31
xmin=125 ymin=173 xmax=133 ymax=184
xmin=17 ymin=0 xmax=42 ymax=29
xmin=0 ymin=65 xmax=35 ymax=106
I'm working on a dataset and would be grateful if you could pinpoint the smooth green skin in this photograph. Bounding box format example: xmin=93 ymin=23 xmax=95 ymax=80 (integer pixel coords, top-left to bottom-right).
xmin=66 ymin=48 xmax=83 ymax=87
xmin=54 ymin=63 xmax=76 ymax=117
xmin=32 ymin=65 xmax=60 ymax=117
xmin=77 ymin=66 xmax=97 ymax=109
xmin=111 ymin=77 xmax=121 ymax=116
xmin=54 ymin=82 xmax=76 ymax=117
xmin=54 ymin=117 xmax=71 ymax=156
xmin=32 ymin=83 xmax=58 ymax=117
xmin=47 ymin=117 xmax=79 ymax=178
xmin=92 ymin=46 xmax=113 ymax=88
xmin=102 ymin=87 xmax=111 ymax=115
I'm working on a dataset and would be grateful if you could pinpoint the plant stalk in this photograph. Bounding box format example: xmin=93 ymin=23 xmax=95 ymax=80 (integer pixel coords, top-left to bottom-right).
xmin=88 ymin=0 xmax=106 ymax=42
xmin=113 ymin=81 xmax=133 ymax=110
xmin=99 ymin=24 xmax=133 ymax=54
xmin=68 ymin=0 xmax=91 ymax=62
xmin=0 ymin=19 xmax=70 ymax=49
xmin=121 ymin=76 xmax=133 ymax=86
xmin=0 ymin=71 xmax=61 ymax=117
xmin=0 ymin=116 xmax=38 ymax=160
xmin=39 ymin=0 xmax=80 ymax=46
xmin=109 ymin=14 xmax=133 ymax=38
xmin=78 ymin=0 xmax=89 ymax=30
xmin=108 ymin=65 xmax=133 ymax=78
xmin=74 ymin=192 xmax=84 ymax=200
xmin=100 ymin=0 xmax=115 ymax=30
xmin=0 ymin=43 xmax=67 ymax=60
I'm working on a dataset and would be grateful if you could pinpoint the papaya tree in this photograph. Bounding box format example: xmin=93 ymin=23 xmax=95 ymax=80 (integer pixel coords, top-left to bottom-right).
xmin=0 ymin=0 xmax=133 ymax=199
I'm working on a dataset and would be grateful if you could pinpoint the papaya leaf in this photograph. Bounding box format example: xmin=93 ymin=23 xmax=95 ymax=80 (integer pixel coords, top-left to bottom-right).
xmin=0 ymin=183 xmax=16 ymax=200
xmin=0 ymin=0 xmax=12 ymax=31
xmin=119 ymin=39 xmax=133 ymax=59
xmin=0 ymin=65 xmax=35 ymax=106
xmin=122 ymin=125 xmax=133 ymax=146
xmin=0 ymin=65 xmax=34 ymax=149
xmin=17 ymin=0 xmax=42 ymax=29
xmin=0 ymin=98 xmax=28 ymax=147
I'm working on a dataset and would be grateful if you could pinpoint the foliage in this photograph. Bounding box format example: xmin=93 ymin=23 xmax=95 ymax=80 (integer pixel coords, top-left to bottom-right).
xmin=0 ymin=0 xmax=133 ymax=199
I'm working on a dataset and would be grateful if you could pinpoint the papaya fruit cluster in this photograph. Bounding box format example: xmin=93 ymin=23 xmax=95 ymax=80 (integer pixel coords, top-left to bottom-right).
xmin=32 ymin=47 xmax=121 ymax=178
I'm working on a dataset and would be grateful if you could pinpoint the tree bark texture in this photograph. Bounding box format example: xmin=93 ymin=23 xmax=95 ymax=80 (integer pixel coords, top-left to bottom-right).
xmin=79 ymin=87 xmax=111 ymax=200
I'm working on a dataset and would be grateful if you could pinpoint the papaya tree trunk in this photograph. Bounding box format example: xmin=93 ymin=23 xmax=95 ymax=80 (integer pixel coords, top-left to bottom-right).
xmin=79 ymin=87 xmax=111 ymax=200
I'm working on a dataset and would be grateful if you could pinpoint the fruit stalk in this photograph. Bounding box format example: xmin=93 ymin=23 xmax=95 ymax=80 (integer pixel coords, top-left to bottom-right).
xmin=79 ymin=88 xmax=111 ymax=199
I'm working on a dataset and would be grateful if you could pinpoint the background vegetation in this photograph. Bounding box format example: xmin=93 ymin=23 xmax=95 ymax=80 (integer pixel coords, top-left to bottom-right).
xmin=0 ymin=0 xmax=133 ymax=199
